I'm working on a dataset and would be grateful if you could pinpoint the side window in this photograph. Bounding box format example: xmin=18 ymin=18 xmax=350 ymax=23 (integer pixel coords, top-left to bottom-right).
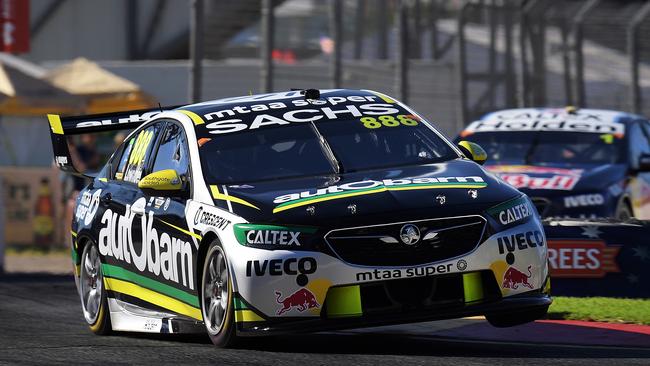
xmin=114 ymin=138 xmax=135 ymax=180
xmin=123 ymin=123 xmax=163 ymax=183
xmin=629 ymin=123 xmax=650 ymax=169
xmin=151 ymin=123 xmax=190 ymax=180
xmin=642 ymin=121 xmax=650 ymax=143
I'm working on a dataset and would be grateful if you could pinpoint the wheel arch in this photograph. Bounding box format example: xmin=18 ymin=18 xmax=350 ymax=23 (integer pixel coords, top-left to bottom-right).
xmin=618 ymin=193 xmax=634 ymax=217
xmin=196 ymin=230 xmax=221 ymax=293
xmin=74 ymin=234 xmax=94 ymax=277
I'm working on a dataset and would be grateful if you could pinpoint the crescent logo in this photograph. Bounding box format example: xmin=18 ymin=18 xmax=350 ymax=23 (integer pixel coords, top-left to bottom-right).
xmin=194 ymin=206 xmax=203 ymax=225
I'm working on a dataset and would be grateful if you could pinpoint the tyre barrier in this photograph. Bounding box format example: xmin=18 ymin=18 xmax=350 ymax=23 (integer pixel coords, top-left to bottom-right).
xmin=544 ymin=219 xmax=650 ymax=298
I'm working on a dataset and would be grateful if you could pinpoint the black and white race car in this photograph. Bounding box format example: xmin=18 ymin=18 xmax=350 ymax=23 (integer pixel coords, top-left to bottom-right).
xmin=457 ymin=107 xmax=650 ymax=219
xmin=48 ymin=89 xmax=551 ymax=347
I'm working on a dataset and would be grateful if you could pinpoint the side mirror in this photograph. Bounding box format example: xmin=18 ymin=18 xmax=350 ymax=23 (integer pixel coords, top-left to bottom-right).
xmin=639 ymin=153 xmax=650 ymax=172
xmin=457 ymin=141 xmax=488 ymax=165
xmin=138 ymin=169 xmax=184 ymax=196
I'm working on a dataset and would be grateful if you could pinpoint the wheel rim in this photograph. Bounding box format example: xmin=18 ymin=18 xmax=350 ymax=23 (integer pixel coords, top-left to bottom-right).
xmin=80 ymin=244 xmax=103 ymax=324
xmin=202 ymin=247 xmax=229 ymax=335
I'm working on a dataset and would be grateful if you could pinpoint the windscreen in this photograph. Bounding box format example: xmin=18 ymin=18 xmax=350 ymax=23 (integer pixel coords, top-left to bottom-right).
xmin=196 ymin=101 xmax=457 ymax=183
xmin=316 ymin=114 xmax=456 ymax=172
xmin=464 ymin=131 xmax=625 ymax=166
xmin=198 ymin=123 xmax=334 ymax=183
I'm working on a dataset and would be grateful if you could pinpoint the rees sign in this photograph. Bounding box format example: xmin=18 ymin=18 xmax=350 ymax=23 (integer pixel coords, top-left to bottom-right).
xmin=547 ymin=240 xmax=621 ymax=278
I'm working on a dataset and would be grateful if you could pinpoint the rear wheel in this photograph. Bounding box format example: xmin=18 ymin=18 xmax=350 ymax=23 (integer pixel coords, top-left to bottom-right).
xmin=79 ymin=242 xmax=111 ymax=335
xmin=201 ymin=240 xmax=237 ymax=347
xmin=486 ymin=305 xmax=549 ymax=328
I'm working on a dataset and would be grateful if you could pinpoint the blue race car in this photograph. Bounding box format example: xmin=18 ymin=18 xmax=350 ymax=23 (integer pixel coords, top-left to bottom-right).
xmin=457 ymin=107 xmax=650 ymax=220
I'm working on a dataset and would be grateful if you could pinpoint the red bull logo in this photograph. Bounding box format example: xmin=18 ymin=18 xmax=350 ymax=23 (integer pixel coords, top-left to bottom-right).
xmin=502 ymin=265 xmax=533 ymax=290
xmin=275 ymin=288 xmax=320 ymax=315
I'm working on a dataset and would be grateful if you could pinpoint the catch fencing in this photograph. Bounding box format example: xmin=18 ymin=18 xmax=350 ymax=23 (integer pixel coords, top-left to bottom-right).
xmin=185 ymin=0 xmax=650 ymax=132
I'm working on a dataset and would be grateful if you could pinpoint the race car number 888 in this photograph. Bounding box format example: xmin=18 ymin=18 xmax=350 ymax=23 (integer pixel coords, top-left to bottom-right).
xmin=360 ymin=115 xmax=419 ymax=129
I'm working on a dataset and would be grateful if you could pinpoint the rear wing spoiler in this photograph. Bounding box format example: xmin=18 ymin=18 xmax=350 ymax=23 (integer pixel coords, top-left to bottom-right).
xmin=47 ymin=106 xmax=180 ymax=178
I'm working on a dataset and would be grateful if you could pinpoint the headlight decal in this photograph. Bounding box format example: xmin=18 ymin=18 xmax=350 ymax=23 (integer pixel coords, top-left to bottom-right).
xmin=233 ymin=224 xmax=317 ymax=248
xmin=486 ymin=195 xmax=534 ymax=228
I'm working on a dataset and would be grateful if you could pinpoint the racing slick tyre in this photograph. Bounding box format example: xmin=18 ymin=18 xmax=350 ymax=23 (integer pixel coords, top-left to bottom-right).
xmin=614 ymin=201 xmax=633 ymax=220
xmin=486 ymin=305 xmax=549 ymax=328
xmin=79 ymin=241 xmax=112 ymax=335
xmin=201 ymin=240 xmax=237 ymax=347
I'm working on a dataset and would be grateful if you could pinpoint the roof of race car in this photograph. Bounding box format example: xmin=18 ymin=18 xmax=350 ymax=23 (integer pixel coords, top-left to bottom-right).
xmin=182 ymin=88 xmax=389 ymax=111
xmin=460 ymin=107 xmax=646 ymax=137
xmin=176 ymin=88 xmax=406 ymax=135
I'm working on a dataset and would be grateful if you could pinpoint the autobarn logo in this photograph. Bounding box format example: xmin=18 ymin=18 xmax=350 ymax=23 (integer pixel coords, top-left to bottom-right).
xmin=193 ymin=206 xmax=231 ymax=230
xmin=497 ymin=230 xmax=545 ymax=255
xmin=547 ymin=240 xmax=621 ymax=278
xmin=75 ymin=189 xmax=101 ymax=226
xmin=273 ymin=177 xmax=487 ymax=207
xmin=74 ymin=110 xmax=166 ymax=129
xmin=98 ymin=204 xmax=194 ymax=290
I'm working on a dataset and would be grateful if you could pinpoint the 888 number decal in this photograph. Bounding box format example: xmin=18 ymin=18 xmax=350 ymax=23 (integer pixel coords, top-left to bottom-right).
xmin=360 ymin=115 xmax=419 ymax=129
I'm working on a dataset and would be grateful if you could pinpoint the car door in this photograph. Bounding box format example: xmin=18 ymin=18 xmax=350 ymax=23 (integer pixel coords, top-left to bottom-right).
xmin=96 ymin=121 xmax=165 ymax=302
xmin=143 ymin=121 xmax=200 ymax=302
xmin=633 ymin=121 xmax=650 ymax=219
xmin=626 ymin=122 xmax=650 ymax=219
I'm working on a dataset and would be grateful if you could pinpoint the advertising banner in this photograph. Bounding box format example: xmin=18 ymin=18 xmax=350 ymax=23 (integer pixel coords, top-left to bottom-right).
xmin=0 ymin=167 xmax=64 ymax=247
xmin=0 ymin=175 xmax=3 ymax=272
xmin=0 ymin=0 xmax=29 ymax=53
xmin=544 ymin=220 xmax=650 ymax=298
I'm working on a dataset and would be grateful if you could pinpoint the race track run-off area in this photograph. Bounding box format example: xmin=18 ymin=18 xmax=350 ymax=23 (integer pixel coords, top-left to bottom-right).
xmin=0 ymin=275 xmax=648 ymax=366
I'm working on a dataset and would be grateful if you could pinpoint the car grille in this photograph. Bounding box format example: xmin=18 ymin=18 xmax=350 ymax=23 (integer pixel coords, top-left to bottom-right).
xmin=324 ymin=216 xmax=486 ymax=266
xmin=531 ymin=197 xmax=551 ymax=217
xmin=355 ymin=271 xmax=502 ymax=315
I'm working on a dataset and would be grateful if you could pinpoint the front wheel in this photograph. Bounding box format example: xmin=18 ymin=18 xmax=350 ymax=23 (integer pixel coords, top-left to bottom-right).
xmin=201 ymin=240 xmax=237 ymax=347
xmin=79 ymin=242 xmax=112 ymax=335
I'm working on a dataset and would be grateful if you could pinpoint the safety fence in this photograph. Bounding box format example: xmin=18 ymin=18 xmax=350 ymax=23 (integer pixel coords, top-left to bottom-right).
xmin=186 ymin=0 xmax=650 ymax=126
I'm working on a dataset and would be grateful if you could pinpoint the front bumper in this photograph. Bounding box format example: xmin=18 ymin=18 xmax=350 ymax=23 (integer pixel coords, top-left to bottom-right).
xmin=227 ymin=215 xmax=549 ymax=335
xmin=234 ymin=287 xmax=551 ymax=336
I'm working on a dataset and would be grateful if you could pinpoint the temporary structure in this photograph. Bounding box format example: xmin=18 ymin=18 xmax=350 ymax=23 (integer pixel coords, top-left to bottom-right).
xmin=44 ymin=58 xmax=155 ymax=114
xmin=0 ymin=54 xmax=83 ymax=115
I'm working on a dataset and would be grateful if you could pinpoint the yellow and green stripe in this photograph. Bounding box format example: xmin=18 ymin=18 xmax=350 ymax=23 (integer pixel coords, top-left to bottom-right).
xmin=101 ymin=264 xmax=202 ymax=320
xmin=178 ymin=109 xmax=204 ymax=125
xmin=233 ymin=296 xmax=265 ymax=323
xmin=273 ymin=181 xmax=488 ymax=213
xmin=210 ymin=185 xmax=260 ymax=210
xmin=159 ymin=219 xmax=202 ymax=240
xmin=71 ymin=248 xmax=80 ymax=276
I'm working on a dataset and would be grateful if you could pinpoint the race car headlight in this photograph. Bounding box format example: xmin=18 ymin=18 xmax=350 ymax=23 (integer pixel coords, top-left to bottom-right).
xmin=485 ymin=194 xmax=536 ymax=231
xmin=233 ymin=224 xmax=318 ymax=250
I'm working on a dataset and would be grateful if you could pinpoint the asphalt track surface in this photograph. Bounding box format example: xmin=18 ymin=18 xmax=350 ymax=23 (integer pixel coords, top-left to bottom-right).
xmin=1 ymin=275 xmax=648 ymax=365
